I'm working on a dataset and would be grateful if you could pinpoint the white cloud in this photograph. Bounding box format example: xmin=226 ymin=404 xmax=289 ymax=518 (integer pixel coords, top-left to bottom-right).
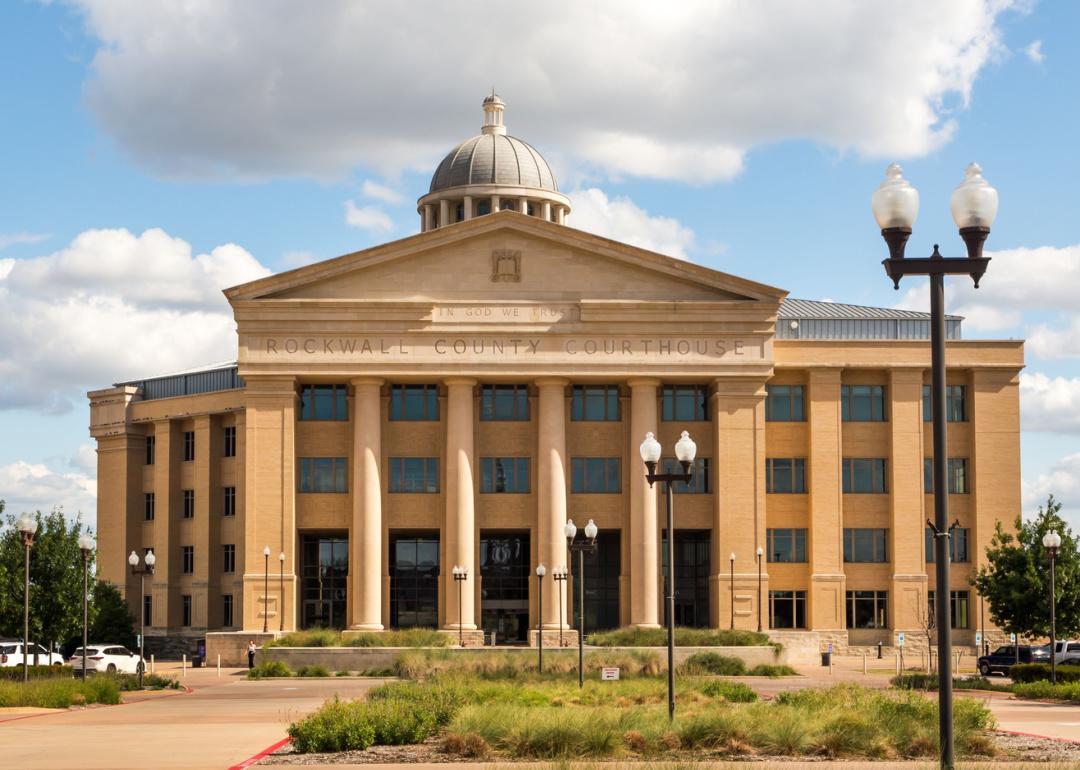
xmin=70 ymin=444 xmax=98 ymax=475
xmin=1020 ymin=373 xmax=1080 ymax=433
xmin=1023 ymin=453 xmax=1080 ymax=528
xmin=344 ymin=201 xmax=394 ymax=233
xmin=0 ymin=232 xmax=50 ymax=250
xmin=361 ymin=180 xmax=403 ymax=204
xmin=0 ymin=228 xmax=271 ymax=413
xmin=0 ymin=460 xmax=97 ymax=525
xmin=281 ymin=250 xmax=321 ymax=269
xmin=567 ymin=188 xmax=696 ymax=259
xmin=1028 ymin=316 xmax=1080 ymax=359
xmin=1023 ymin=40 xmax=1044 ymax=64
xmin=69 ymin=0 xmax=1016 ymax=183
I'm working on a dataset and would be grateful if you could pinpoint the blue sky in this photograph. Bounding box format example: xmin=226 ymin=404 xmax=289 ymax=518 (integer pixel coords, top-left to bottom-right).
xmin=1 ymin=1 xmax=1078 ymax=528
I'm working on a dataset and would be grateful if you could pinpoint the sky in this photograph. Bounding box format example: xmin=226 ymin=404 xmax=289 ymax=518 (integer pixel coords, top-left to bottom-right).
xmin=1 ymin=0 xmax=1078 ymax=530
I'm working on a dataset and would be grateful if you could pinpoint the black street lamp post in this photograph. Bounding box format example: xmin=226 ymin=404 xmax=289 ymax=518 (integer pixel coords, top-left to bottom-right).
xmin=536 ymin=564 xmax=546 ymax=673
xmin=78 ymin=533 xmax=96 ymax=680
xmin=452 ymin=565 xmax=468 ymax=647
xmin=128 ymin=549 xmax=156 ymax=688
xmin=16 ymin=513 xmax=38 ymax=683
xmin=756 ymin=546 xmax=764 ymax=633
xmin=262 ymin=546 xmax=271 ymax=633
xmin=552 ymin=566 xmax=567 ymax=647
xmin=729 ymin=552 xmax=735 ymax=630
xmin=872 ymin=161 xmax=998 ymax=770
xmin=640 ymin=430 xmax=698 ymax=721
xmin=1043 ymin=530 xmax=1062 ymax=684
xmin=565 ymin=518 xmax=599 ymax=688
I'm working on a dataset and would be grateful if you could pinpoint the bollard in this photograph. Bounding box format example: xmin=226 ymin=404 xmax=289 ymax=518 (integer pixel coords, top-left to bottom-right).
xmin=217 ymin=654 xmax=221 ymax=676
xmin=877 ymin=640 xmax=883 ymax=659
xmin=182 ymin=654 xmax=187 ymax=678
xmin=150 ymin=654 xmax=155 ymax=674
xmin=862 ymin=652 xmax=867 ymax=675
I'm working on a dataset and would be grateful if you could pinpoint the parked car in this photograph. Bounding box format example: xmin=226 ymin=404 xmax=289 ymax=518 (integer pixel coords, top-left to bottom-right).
xmin=1043 ymin=640 xmax=1080 ymax=665
xmin=977 ymin=644 xmax=1039 ymax=676
xmin=0 ymin=640 xmax=65 ymax=667
xmin=69 ymin=645 xmax=144 ymax=675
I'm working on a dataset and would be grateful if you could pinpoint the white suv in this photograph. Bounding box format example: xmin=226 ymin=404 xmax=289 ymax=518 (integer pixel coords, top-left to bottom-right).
xmin=70 ymin=645 xmax=144 ymax=675
xmin=0 ymin=641 xmax=65 ymax=667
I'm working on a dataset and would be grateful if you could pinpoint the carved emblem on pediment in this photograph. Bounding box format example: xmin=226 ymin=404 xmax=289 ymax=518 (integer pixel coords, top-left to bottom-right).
xmin=491 ymin=249 xmax=522 ymax=282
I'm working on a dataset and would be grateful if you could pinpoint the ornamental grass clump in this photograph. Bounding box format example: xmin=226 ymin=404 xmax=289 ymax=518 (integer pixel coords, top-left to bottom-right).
xmin=0 ymin=677 xmax=121 ymax=708
xmin=587 ymin=626 xmax=771 ymax=648
xmin=680 ymin=652 xmax=746 ymax=676
xmin=268 ymin=627 xmax=451 ymax=648
xmin=295 ymin=664 xmax=330 ymax=677
xmin=287 ymin=697 xmax=375 ymax=753
xmin=1013 ymin=680 xmax=1080 ymax=702
xmin=246 ymin=659 xmax=293 ymax=679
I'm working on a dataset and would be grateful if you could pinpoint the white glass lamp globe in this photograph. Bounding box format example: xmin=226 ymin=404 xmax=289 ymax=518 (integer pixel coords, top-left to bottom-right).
xmin=145 ymin=551 xmax=156 ymax=567
xmin=756 ymin=546 xmax=764 ymax=557
xmin=452 ymin=566 xmax=460 ymax=577
xmin=730 ymin=552 xmax=736 ymax=562
xmin=279 ymin=551 xmax=285 ymax=562
xmin=564 ymin=519 xmax=577 ymax=540
xmin=128 ymin=551 xmax=139 ymax=567
xmin=584 ymin=519 xmax=598 ymax=540
xmin=78 ymin=533 xmax=96 ymax=552
xmin=675 ymin=431 xmax=697 ymax=463
xmin=639 ymin=432 xmax=662 ymax=464
xmin=536 ymin=564 xmax=546 ymax=577
xmin=1043 ymin=530 xmax=1062 ymax=550
xmin=17 ymin=512 xmax=37 ymax=535
xmin=263 ymin=545 xmax=271 ymax=558
xmin=951 ymin=163 xmax=998 ymax=229
xmin=871 ymin=163 xmax=920 ymax=230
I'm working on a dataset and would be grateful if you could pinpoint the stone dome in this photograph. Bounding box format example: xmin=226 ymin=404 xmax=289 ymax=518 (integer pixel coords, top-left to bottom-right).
xmin=429 ymin=133 xmax=558 ymax=194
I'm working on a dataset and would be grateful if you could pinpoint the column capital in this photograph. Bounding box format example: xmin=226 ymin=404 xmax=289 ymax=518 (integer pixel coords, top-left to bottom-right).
xmin=350 ymin=377 xmax=385 ymax=387
xmin=626 ymin=377 xmax=662 ymax=389
xmin=534 ymin=377 xmax=569 ymax=388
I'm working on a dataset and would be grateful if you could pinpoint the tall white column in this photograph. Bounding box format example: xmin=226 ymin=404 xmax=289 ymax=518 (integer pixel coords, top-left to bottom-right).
xmin=444 ymin=379 xmax=477 ymax=632
xmin=629 ymin=378 xmax=660 ymax=628
xmin=423 ymin=205 xmax=433 ymax=232
xmin=439 ymin=199 xmax=449 ymax=228
xmin=519 ymin=197 xmax=529 ymax=214
xmin=556 ymin=206 xmax=566 ymax=225
xmin=350 ymin=378 xmax=384 ymax=630
xmin=536 ymin=378 xmax=568 ymax=629
xmin=491 ymin=194 xmax=501 ymax=212
xmin=541 ymin=201 xmax=552 ymax=221
xmin=463 ymin=196 xmax=473 ymax=221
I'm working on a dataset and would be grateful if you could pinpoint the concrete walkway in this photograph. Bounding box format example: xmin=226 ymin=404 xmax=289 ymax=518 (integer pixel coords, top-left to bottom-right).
xmin=0 ymin=665 xmax=382 ymax=770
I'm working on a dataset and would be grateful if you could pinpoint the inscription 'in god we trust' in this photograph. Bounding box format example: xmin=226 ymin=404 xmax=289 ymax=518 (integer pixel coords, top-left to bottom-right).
xmin=434 ymin=305 xmax=575 ymax=322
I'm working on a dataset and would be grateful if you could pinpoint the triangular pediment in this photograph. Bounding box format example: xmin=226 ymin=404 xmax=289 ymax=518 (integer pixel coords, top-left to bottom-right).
xmin=225 ymin=211 xmax=786 ymax=305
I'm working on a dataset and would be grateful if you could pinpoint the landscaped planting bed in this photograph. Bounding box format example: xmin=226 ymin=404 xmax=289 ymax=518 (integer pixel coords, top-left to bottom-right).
xmin=0 ymin=676 xmax=122 ymax=708
xmin=266 ymin=628 xmax=451 ymax=648
xmin=586 ymin=627 xmax=774 ymax=648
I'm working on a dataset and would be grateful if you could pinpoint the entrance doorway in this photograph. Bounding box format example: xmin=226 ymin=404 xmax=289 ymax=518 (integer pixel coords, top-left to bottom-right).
xmin=480 ymin=532 xmax=530 ymax=643
xmin=390 ymin=532 xmax=440 ymax=628
xmin=571 ymin=530 xmax=621 ymax=633
xmin=662 ymin=530 xmax=711 ymax=628
xmin=300 ymin=533 xmax=348 ymax=629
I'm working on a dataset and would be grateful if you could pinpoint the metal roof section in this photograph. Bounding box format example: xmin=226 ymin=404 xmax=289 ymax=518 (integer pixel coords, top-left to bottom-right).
xmin=777 ymin=298 xmax=962 ymax=340
xmin=116 ymin=361 xmax=243 ymax=401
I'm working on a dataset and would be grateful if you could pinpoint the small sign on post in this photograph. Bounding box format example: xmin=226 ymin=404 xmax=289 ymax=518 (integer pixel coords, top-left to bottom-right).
xmin=975 ymin=631 xmax=982 ymax=646
xmin=898 ymin=632 xmax=906 ymax=648
xmin=601 ymin=667 xmax=620 ymax=681
xmin=1009 ymin=632 xmax=1017 ymax=643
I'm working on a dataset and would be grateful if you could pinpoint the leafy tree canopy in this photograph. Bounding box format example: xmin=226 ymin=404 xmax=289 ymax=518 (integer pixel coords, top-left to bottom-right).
xmin=973 ymin=495 xmax=1080 ymax=639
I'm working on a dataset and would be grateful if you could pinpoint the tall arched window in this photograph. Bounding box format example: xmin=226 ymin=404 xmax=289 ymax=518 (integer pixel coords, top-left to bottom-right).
xmin=476 ymin=200 xmax=492 ymax=216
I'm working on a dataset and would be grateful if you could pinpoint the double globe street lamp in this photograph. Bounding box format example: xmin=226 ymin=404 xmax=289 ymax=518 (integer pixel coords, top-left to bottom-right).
xmin=535 ymin=563 xmax=546 ymax=673
xmin=639 ymin=430 xmax=697 ymax=721
xmin=16 ymin=513 xmax=38 ymax=682
xmin=451 ymin=565 xmax=469 ymax=647
xmin=872 ymin=160 xmax=998 ymax=770
xmin=565 ymin=518 xmax=598 ymax=687
xmin=78 ymin=533 xmax=96 ymax=680
xmin=128 ymin=549 xmax=156 ymax=688
xmin=1043 ymin=530 xmax=1062 ymax=684
xmin=551 ymin=565 xmax=568 ymax=648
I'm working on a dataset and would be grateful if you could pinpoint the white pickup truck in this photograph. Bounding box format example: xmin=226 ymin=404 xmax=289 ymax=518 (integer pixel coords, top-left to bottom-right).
xmin=1048 ymin=640 xmax=1080 ymax=665
xmin=0 ymin=641 xmax=65 ymax=667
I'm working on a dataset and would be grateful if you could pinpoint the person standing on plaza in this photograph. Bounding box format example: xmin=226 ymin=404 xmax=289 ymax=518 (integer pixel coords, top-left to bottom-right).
xmin=247 ymin=640 xmax=256 ymax=669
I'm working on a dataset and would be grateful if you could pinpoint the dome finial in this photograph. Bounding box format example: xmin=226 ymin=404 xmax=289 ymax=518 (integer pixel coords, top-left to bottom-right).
xmin=481 ymin=90 xmax=506 ymax=135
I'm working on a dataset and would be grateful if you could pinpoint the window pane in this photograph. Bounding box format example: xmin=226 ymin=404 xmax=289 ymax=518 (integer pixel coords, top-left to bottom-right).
xmin=606 ymin=458 xmax=620 ymax=492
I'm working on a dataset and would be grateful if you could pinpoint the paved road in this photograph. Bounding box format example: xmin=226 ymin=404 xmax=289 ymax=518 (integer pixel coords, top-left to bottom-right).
xmin=0 ymin=665 xmax=381 ymax=770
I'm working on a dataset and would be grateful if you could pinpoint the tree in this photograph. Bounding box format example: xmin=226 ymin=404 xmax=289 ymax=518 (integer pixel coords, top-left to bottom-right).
xmin=89 ymin=581 xmax=136 ymax=650
xmin=973 ymin=495 xmax=1080 ymax=640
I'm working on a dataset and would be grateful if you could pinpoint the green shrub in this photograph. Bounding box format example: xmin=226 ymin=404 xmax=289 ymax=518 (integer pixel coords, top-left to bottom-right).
xmin=747 ymin=663 xmax=797 ymax=677
xmin=268 ymin=627 xmax=452 ymax=648
xmin=0 ymin=665 xmax=73 ymax=681
xmin=1013 ymin=680 xmax=1080 ymax=702
xmin=112 ymin=673 xmax=181 ymax=691
xmin=288 ymin=697 xmax=376 ymax=753
xmin=268 ymin=628 xmax=340 ymax=648
xmin=0 ymin=677 xmax=121 ymax=708
xmin=247 ymin=659 xmax=293 ymax=679
xmin=680 ymin=652 xmax=746 ymax=676
xmin=335 ymin=669 xmax=351 ymax=677
xmin=296 ymin=664 xmax=330 ymax=678
xmin=1009 ymin=662 xmax=1080 ymax=684
xmin=587 ymin=626 xmax=771 ymax=648
xmin=892 ymin=673 xmax=1010 ymax=693
xmin=392 ymin=648 xmax=662 ymax=680
xmin=697 ymin=678 xmax=757 ymax=702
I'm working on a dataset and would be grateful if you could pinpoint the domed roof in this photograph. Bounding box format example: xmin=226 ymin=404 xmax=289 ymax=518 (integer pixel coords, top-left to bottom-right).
xmin=429 ymin=133 xmax=558 ymax=193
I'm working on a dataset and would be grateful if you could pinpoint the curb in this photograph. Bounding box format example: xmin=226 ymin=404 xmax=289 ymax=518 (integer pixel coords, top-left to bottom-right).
xmin=999 ymin=728 xmax=1080 ymax=745
xmin=227 ymin=737 xmax=290 ymax=770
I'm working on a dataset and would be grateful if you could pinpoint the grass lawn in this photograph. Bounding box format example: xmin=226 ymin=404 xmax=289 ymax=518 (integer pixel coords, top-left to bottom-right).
xmin=0 ymin=677 xmax=122 ymax=708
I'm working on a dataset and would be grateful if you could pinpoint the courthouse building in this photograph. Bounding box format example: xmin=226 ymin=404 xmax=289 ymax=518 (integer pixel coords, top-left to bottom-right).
xmin=89 ymin=94 xmax=1023 ymax=651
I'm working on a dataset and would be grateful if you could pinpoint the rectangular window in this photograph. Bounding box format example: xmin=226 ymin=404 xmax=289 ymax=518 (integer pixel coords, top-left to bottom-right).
xmin=143 ymin=595 xmax=152 ymax=627
xmin=222 ymin=594 xmax=233 ymax=628
xmin=661 ymin=385 xmax=708 ymax=421
xmin=841 ymin=384 xmax=887 ymax=422
xmin=143 ymin=492 xmax=155 ymax=521
xmin=480 ymin=457 xmax=530 ymax=493
xmin=388 ymin=458 xmax=439 ymax=493
xmin=846 ymin=590 xmax=888 ymax=629
xmin=925 ymin=527 xmax=970 ymax=563
xmin=765 ymin=384 xmax=806 ymax=421
xmin=662 ymin=457 xmax=710 ymax=494
xmin=390 ymin=385 xmax=439 ymax=421
xmin=298 ymin=458 xmax=348 ymax=493
xmin=766 ymin=529 xmax=808 ymax=563
xmin=181 ymin=546 xmax=194 ymax=574
xmin=570 ymin=457 xmax=621 ymax=493
xmin=299 ymin=384 xmax=348 ymax=421
xmin=182 ymin=430 xmax=195 ymax=461
xmin=923 ymin=458 xmax=969 ymax=494
xmin=390 ymin=533 xmax=439 ymax=629
xmin=480 ymin=385 xmax=529 ymax=421
xmin=223 ymin=425 xmax=236 ymax=457
xmin=928 ymin=590 xmax=971 ymax=629
xmin=571 ymin=385 xmax=620 ymax=421
xmin=766 ymin=458 xmax=807 ymax=493
xmin=222 ymin=544 xmax=235 ymax=573
xmin=182 ymin=595 xmax=192 ymax=627
xmin=769 ymin=590 xmax=807 ymax=629
xmin=145 ymin=435 xmax=155 ymax=465
xmin=223 ymin=486 xmax=236 ymax=517
xmin=923 ymin=384 xmax=967 ymax=422
xmin=182 ymin=489 xmax=195 ymax=519
xmin=843 ymin=528 xmax=889 ymax=563
xmin=842 ymin=458 xmax=888 ymax=493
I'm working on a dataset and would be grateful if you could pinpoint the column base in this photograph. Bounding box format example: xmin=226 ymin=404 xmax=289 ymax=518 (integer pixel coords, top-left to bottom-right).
xmin=529 ymin=629 xmax=580 ymax=648
xmin=438 ymin=629 xmax=487 ymax=647
xmin=632 ymin=622 xmax=662 ymax=630
xmin=343 ymin=624 xmax=384 ymax=636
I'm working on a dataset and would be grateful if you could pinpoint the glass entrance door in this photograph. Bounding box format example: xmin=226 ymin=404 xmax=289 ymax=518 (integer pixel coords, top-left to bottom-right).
xmin=662 ymin=530 xmax=711 ymax=628
xmin=301 ymin=534 xmax=348 ymax=629
xmin=480 ymin=532 xmax=530 ymax=644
